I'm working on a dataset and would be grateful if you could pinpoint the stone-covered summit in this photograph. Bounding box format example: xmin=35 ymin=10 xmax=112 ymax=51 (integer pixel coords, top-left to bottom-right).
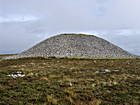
xmin=5 ymin=34 xmax=138 ymax=59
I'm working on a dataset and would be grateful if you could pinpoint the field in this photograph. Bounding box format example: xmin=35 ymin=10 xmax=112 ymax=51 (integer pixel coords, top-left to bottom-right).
xmin=0 ymin=56 xmax=140 ymax=105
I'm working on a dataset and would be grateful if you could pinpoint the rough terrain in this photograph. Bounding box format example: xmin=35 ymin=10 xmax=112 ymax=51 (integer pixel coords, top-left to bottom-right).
xmin=0 ymin=56 xmax=140 ymax=105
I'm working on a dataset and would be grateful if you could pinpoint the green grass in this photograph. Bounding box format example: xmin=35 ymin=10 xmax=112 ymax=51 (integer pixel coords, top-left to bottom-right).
xmin=0 ymin=54 xmax=17 ymax=60
xmin=60 ymin=56 xmax=138 ymax=60
xmin=0 ymin=57 xmax=140 ymax=105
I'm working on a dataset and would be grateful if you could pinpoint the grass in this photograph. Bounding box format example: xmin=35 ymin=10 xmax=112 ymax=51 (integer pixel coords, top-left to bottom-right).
xmin=60 ymin=56 xmax=138 ymax=60
xmin=0 ymin=57 xmax=140 ymax=105
xmin=0 ymin=54 xmax=16 ymax=60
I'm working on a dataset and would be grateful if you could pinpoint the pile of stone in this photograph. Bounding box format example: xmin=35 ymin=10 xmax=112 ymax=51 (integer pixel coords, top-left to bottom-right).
xmin=5 ymin=34 xmax=138 ymax=59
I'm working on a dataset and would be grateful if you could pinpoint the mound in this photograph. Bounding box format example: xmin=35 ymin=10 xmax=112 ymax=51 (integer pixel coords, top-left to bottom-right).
xmin=5 ymin=34 xmax=137 ymax=59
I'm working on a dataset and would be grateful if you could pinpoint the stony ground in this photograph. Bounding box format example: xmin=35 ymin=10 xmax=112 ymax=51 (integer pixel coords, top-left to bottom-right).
xmin=0 ymin=56 xmax=140 ymax=105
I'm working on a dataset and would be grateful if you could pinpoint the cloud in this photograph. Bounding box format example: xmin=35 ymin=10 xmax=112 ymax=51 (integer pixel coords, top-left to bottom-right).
xmin=0 ymin=0 xmax=140 ymax=55
xmin=0 ymin=16 xmax=38 ymax=23
xmin=1 ymin=0 xmax=140 ymax=29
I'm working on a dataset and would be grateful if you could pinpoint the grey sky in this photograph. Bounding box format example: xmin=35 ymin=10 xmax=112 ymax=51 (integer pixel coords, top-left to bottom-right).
xmin=0 ymin=0 xmax=140 ymax=55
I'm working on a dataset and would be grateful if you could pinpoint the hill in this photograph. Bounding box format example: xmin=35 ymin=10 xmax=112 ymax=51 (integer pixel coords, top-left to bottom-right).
xmin=5 ymin=34 xmax=137 ymax=59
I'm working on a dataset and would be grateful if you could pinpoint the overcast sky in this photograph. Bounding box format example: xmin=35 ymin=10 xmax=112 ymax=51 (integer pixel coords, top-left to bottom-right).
xmin=0 ymin=0 xmax=140 ymax=55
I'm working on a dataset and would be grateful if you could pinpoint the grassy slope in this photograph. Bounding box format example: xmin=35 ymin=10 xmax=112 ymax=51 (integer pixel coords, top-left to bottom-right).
xmin=0 ymin=57 xmax=140 ymax=105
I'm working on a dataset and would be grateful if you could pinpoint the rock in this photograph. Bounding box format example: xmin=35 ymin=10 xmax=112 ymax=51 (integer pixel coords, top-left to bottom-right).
xmin=95 ymin=69 xmax=111 ymax=73
xmin=7 ymin=71 xmax=25 ymax=78
xmin=112 ymin=70 xmax=120 ymax=72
